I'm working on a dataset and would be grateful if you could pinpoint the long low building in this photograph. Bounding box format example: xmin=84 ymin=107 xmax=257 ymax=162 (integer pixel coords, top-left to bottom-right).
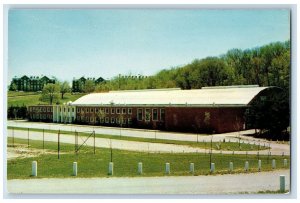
xmin=27 ymin=85 xmax=281 ymax=133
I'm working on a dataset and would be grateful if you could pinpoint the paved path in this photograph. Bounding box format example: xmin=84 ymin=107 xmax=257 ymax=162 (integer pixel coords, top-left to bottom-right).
xmin=7 ymin=169 xmax=290 ymax=194
xmin=8 ymin=121 xmax=290 ymax=155
xmin=7 ymin=128 xmax=289 ymax=155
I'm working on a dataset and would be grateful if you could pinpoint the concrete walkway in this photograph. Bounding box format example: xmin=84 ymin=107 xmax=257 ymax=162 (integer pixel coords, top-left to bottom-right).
xmin=6 ymin=169 xmax=290 ymax=194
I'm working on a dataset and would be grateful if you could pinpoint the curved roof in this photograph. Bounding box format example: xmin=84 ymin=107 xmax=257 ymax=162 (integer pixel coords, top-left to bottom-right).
xmin=72 ymin=86 xmax=270 ymax=107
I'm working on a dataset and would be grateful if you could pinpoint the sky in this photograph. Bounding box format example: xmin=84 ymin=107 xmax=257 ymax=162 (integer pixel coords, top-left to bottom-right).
xmin=8 ymin=9 xmax=290 ymax=83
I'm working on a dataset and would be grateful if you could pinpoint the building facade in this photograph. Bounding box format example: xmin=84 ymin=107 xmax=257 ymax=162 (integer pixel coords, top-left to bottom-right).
xmin=72 ymin=77 xmax=105 ymax=92
xmin=27 ymin=86 xmax=282 ymax=133
xmin=9 ymin=75 xmax=56 ymax=92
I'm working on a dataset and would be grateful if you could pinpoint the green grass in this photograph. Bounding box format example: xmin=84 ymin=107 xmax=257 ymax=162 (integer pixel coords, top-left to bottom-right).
xmin=7 ymin=137 xmax=290 ymax=179
xmin=8 ymin=127 xmax=269 ymax=151
xmin=7 ymin=91 xmax=85 ymax=107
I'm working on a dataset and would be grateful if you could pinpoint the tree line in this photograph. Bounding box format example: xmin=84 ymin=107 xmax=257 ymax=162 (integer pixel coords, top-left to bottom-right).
xmin=95 ymin=40 xmax=290 ymax=92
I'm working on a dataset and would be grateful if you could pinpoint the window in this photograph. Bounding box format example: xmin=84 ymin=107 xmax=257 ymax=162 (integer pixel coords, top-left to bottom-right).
xmin=72 ymin=108 xmax=74 ymax=112
xmin=91 ymin=117 xmax=94 ymax=122
xmin=111 ymin=108 xmax=115 ymax=114
xmin=91 ymin=108 xmax=94 ymax=113
xmin=128 ymin=108 xmax=132 ymax=114
xmin=100 ymin=118 xmax=104 ymax=123
xmin=116 ymin=117 xmax=120 ymax=124
xmin=145 ymin=109 xmax=151 ymax=121
xmin=137 ymin=109 xmax=143 ymax=121
xmin=122 ymin=108 xmax=126 ymax=114
xmin=111 ymin=117 xmax=115 ymax=123
xmin=77 ymin=108 xmax=80 ymax=113
xmin=47 ymin=107 xmax=50 ymax=112
xmin=160 ymin=109 xmax=165 ymax=121
xmin=116 ymin=108 xmax=120 ymax=114
xmin=43 ymin=107 xmax=46 ymax=112
xmin=128 ymin=118 xmax=132 ymax=124
xmin=95 ymin=108 xmax=99 ymax=113
xmin=50 ymin=108 xmax=53 ymax=112
xmin=122 ymin=118 xmax=126 ymax=124
xmin=105 ymin=117 xmax=109 ymax=123
xmin=87 ymin=108 xmax=89 ymax=113
xmin=105 ymin=108 xmax=109 ymax=114
xmin=152 ymin=109 xmax=158 ymax=121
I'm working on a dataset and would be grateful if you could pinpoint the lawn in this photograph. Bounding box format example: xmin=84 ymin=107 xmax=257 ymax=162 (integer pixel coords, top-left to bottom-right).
xmin=7 ymin=137 xmax=290 ymax=179
xmin=8 ymin=127 xmax=269 ymax=151
xmin=7 ymin=91 xmax=85 ymax=107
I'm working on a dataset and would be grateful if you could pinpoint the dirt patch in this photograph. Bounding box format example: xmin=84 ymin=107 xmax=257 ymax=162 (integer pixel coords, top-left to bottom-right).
xmin=7 ymin=144 xmax=59 ymax=160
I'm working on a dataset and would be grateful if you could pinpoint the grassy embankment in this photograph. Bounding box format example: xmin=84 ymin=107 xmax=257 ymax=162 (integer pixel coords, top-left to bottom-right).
xmin=8 ymin=91 xmax=85 ymax=106
xmin=7 ymin=137 xmax=289 ymax=179
xmin=8 ymin=127 xmax=269 ymax=151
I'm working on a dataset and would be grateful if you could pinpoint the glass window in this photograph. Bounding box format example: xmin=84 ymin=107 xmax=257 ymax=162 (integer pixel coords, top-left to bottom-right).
xmin=91 ymin=108 xmax=94 ymax=113
xmin=152 ymin=109 xmax=158 ymax=121
xmin=95 ymin=108 xmax=99 ymax=113
xmin=105 ymin=108 xmax=109 ymax=114
xmin=145 ymin=109 xmax=151 ymax=121
xmin=77 ymin=108 xmax=80 ymax=113
xmin=128 ymin=118 xmax=132 ymax=124
xmin=128 ymin=108 xmax=132 ymax=114
xmin=116 ymin=108 xmax=120 ymax=114
xmin=122 ymin=108 xmax=126 ymax=114
xmin=87 ymin=108 xmax=89 ymax=113
xmin=111 ymin=108 xmax=115 ymax=114
xmin=105 ymin=117 xmax=109 ymax=123
xmin=116 ymin=117 xmax=120 ymax=124
xmin=111 ymin=117 xmax=115 ymax=123
xmin=137 ymin=109 xmax=143 ymax=121
xmin=160 ymin=109 xmax=165 ymax=121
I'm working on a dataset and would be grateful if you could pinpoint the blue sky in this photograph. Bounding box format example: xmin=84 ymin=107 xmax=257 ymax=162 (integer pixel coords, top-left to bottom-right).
xmin=8 ymin=9 xmax=290 ymax=83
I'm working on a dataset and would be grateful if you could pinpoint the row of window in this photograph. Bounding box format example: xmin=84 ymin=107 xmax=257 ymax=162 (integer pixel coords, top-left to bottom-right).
xmin=80 ymin=116 xmax=132 ymax=124
xmin=29 ymin=107 xmax=53 ymax=113
xmin=58 ymin=107 xmax=75 ymax=113
xmin=77 ymin=107 xmax=132 ymax=115
xmin=137 ymin=108 xmax=165 ymax=121
xmin=31 ymin=114 xmax=53 ymax=119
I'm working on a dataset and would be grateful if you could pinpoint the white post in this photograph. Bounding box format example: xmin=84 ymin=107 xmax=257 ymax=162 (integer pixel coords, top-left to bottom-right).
xmin=108 ymin=162 xmax=114 ymax=175
xmin=210 ymin=163 xmax=215 ymax=173
xmin=138 ymin=162 xmax=143 ymax=175
xmin=31 ymin=161 xmax=37 ymax=177
xmin=280 ymin=175 xmax=285 ymax=193
xmin=283 ymin=159 xmax=288 ymax=167
xmin=245 ymin=161 xmax=249 ymax=171
xmin=272 ymin=159 xmax=276 ymax=169
xmin=73 ymin=162 xmax=77 ymax=176
xmin=229 ymin=162 xmax=233 ymax=172
xmin=165 ymin=163 xmax=170 ymax=174
xmin=258 ymin=160 xmax=262 ymax=171
xmin=190 ymin=163 xmax=194 ymax=173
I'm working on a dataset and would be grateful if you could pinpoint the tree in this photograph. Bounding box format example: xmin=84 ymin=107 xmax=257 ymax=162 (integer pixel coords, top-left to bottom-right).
xmin=59 ymin=81 xmax=71 ymax=99
xmin=83 ymin=80 xmax=95 ymax=93
xmin=9 ymin=83 xmax=17 ymax=91
xmin=39 ymin=83 xmax=60 ymax=105
xmin=96 ymin=109 xmax=106 ymax=125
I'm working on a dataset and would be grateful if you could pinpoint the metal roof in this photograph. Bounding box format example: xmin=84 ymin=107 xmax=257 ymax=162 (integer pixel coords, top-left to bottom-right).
xmin=72 ymin=86 xmax=269 ymax=107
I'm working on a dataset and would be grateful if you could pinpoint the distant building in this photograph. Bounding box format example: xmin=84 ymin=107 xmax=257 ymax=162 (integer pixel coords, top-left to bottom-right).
xmin=27 ymin=85 xmax=283 ymax=133
xmin=9 ymin=75 xmax=56 ymax=92
xmin=72 ymin=77 xmax=105 ymax=92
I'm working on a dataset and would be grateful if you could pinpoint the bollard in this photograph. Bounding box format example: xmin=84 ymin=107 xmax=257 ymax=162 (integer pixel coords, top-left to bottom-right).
xmin=73 ymin=162 xmax=77 ymax=176
xmin=280 ymin=175 xmax=285 ymax=193
xmin=229 ymin=162 xmax=233 ymax=172
xmin=245 ymin=161 xmax=249 ymax=172
xmin=31 ymin=161 xmax=37 ymax=177
xmin=108 ymin=162 xmax=114 ymax=175
xmin=138 ymin=162 xmax=143 ymax=175
xmin=189 ymin=163 xmax=194 ymax=174
xmin=258 ymin=160 xmax=262 ymax=171
xmin=165 ymin=163 xmax=170 ymax=174
xmin=272 ymin=159 xmax=276 ymax=169
xmin=210 ymin=163 xmax=215 ymax=173
xmin=283 ymin=159 xmax=287 ymax=167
